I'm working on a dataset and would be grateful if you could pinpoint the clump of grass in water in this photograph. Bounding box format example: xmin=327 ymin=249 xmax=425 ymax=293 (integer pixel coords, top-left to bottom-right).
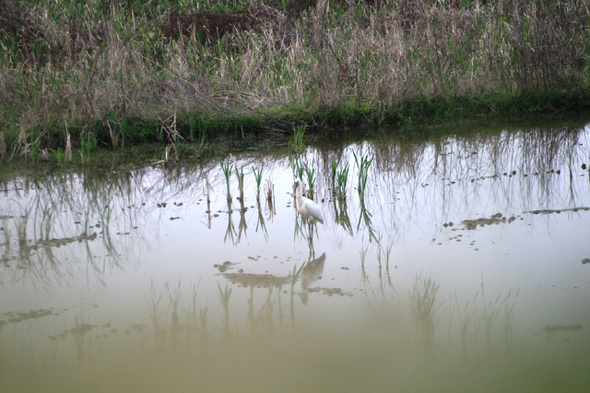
xmin=303 ymin=158 xmax=316 ymax=200
xmin=333 ymin=157 xmax=350 ymax=202
xmin=230 ymin=153 xmax=244 ymax=204
xmin=331 ymin=155 xmax=340 ymax=194
xmin=353 ymin=152 xmax=373 ymax=202
xmin=220 ymin=158 xmax=233 ymax=204
xmin=252 ymin=164 xmax=264 ymax=200
xmin=290 ymin=154 xmax=305 ymax=182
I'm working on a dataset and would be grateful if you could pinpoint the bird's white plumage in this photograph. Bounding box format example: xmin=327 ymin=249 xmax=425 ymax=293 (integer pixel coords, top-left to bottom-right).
xmin=292 ymin=177 xmax=324 ymax=224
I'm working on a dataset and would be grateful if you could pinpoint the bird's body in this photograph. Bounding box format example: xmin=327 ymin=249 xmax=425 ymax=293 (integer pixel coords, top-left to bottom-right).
xmin=292 ymin=178 xmax=324 ymax=224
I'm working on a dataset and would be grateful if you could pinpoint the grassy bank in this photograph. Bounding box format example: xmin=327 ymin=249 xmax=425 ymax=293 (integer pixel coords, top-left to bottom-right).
xmin=1 ymin=0 xmax=590 ymax=161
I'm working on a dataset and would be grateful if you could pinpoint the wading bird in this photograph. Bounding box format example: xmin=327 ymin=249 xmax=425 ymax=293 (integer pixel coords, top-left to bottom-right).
xmin=292 ymin=177 xmax=324 ymax=224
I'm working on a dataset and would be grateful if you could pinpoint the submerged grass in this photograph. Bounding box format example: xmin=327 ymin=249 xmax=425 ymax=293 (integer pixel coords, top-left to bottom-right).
xmin=1 ymin=0 xmax=590 ymax=161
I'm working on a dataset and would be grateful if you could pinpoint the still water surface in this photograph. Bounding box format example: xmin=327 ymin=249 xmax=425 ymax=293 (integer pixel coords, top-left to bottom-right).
xmin=1 ymin=120 xmax=590 ymax=392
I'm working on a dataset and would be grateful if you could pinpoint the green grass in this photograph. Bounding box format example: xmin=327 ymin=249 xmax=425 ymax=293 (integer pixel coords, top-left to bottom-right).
xmin=353 ymin=152 xmax=373 ymax=202
xmin=331 ymin=154 xmax=349 ymax=202
xmin=252 ymin=164 xmax=264 ymax=200
xmin=291 ymin=124 xmax=306 ymax=154
xmin=220 ymin=158 xmax=233 ymax=203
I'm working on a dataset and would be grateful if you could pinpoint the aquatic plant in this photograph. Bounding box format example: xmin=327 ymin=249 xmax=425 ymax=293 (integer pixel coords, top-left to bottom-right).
xmin=330 ymin=155 xmax=341 ymax=193
xmin=252 ymin=164 xmax=264 ymax=200
xmin=224 ymin=207 xmax=236 ymax=244
xmin=290 ymin=155 xmax=305 ymax=184
xmin=303 ymin=158 xmax=316 ymax=200
xmin=353 ymin=152 xmax=373 ymax=202
xmin=220 ymin=158 xmax=233 ymax=203
xmin=230 ymin=153 xmax=244 ymax=204
xmin=336 ymin=161 xmax=349 ymax=202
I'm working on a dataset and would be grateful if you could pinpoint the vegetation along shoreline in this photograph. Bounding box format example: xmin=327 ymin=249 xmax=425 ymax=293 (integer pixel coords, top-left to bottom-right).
xmin=1 ymin=0 xmax=589 ymax=164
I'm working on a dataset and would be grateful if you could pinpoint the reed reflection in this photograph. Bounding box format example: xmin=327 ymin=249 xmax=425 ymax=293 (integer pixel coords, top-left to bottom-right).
xmin=0 ymin=175 xmax=126 ymax=288
xmin=333 ymin=198 xmax=353 ymax=235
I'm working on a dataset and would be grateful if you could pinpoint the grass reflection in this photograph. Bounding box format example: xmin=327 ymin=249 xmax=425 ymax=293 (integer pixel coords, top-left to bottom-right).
xmin=0 ymin=275 xmax=531 ymax=393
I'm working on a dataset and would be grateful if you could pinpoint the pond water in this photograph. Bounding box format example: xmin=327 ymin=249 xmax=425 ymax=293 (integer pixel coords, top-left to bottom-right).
xmin=2 ymin=119 xmax=590 ymax=392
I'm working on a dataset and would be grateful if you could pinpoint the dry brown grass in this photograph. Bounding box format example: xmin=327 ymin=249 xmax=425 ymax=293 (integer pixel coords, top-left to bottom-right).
xmin=0 ymin=0 xmax=589 ymax=154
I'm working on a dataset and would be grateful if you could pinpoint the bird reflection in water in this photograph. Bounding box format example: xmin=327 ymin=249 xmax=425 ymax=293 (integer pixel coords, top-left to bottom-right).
xmin=299 ymin=253 xmax=326 ymax=305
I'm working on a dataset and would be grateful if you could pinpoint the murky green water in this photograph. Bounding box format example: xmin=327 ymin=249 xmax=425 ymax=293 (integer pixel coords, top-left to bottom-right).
xmin=2 ymin=120 xmax=590 ymax=392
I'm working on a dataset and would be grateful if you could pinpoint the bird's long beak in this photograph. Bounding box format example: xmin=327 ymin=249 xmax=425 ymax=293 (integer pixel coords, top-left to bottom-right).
xmin=290 ymin=183 xmax=297 ymax=197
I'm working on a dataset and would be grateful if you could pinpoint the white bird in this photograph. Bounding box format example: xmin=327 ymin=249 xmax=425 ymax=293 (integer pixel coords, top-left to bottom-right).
xmin=292 ymin=177 xmax=324 ymax=224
